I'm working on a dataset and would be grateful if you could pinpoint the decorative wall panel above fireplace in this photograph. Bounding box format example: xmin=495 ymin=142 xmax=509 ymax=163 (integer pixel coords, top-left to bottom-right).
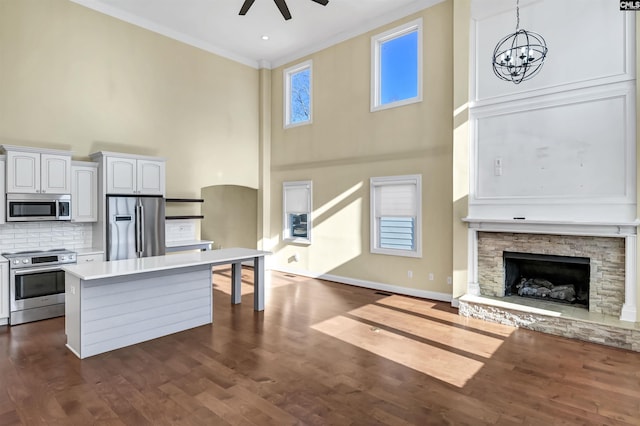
xmin=468 ymin=1 xmax=636 ymax=224
xmin=469 ymin=83 xmax=636 ymax=223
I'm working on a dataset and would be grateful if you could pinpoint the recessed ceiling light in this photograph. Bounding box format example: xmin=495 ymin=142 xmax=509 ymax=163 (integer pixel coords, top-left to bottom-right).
xmin=261 ymin=35 xmax=270 ymax=41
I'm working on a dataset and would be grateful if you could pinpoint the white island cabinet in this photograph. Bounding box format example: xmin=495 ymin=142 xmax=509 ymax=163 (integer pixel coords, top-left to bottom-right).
xmin=63 ymin=248 xmax=269 ymax=359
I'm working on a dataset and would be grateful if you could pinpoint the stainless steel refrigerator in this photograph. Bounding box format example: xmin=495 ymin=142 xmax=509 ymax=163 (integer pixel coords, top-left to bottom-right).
xmin=106 ymin=195 xmax=166 ymax=260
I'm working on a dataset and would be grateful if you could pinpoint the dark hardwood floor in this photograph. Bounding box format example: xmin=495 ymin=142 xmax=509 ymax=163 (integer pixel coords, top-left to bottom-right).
xmin=1 ymin=267 xmax=639 ymax=425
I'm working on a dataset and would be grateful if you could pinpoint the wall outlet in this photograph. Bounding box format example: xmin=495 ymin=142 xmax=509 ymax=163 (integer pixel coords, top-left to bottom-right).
xmin=407 ymin=270 xmax=413 ymax=278
xmin=428 ymin=273 xmax=434 ymax=281
xmin=447 ymin=276 xmax=452 ymax=285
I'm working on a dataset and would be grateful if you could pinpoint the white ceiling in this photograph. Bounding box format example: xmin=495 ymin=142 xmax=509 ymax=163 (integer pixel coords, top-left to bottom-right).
xmin=70 ymin=0 xmax=443 ymax=69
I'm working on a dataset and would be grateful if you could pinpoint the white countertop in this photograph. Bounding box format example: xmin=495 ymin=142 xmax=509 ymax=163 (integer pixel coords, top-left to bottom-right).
xmin=166 ymin=239 xmax=213 ymax=248
xmin=165 ymin=240 xmax=213 ymax=253
xmin=63 ymin=247 xmax=270 ymax=281
xmin=75 ymin=247 xmax=105 ymax=256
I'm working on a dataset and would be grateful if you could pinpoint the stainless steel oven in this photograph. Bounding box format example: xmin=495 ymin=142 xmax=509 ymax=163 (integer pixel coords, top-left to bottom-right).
xmin=6 ymin=194 xmax=71 ymax=222
xmin=3 ymin=249 xmax=76 ymax=325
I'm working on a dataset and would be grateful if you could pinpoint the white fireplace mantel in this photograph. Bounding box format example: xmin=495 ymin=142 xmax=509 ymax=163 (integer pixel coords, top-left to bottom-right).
xmin=463 ymin=217 xmax=639 ymax=237
xmin=463 ymin=217 xmax=638 ymax=323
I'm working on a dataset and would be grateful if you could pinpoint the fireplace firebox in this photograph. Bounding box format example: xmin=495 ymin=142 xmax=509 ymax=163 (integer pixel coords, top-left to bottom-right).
xmin=504 ymin=251 xmax=590 ymax=308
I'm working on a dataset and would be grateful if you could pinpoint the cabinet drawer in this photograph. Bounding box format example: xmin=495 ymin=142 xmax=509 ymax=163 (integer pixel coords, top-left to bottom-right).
xmin=77 ymin=253 xmax=103 ymax=263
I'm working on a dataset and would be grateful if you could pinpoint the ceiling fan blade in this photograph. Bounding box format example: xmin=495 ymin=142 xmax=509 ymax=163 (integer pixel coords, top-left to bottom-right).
xmin=273 ymin=0 xmax=292 ymax=20
xmin=311 ymin=0 xmax=329 ymax=5
xmin=239 ymin=0 xmax=256 ymax=15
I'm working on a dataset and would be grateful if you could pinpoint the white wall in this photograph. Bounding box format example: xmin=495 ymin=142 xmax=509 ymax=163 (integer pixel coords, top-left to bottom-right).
xmin=468 ymin=0 xmax=636 ymax=222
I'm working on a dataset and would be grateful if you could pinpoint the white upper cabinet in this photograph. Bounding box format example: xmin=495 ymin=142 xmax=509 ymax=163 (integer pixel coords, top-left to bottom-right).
xmin=3 ymin=147 xmax=71 ymax=194
xmin=106 ymin=156 xmax=137 ymax=194
xmin=71 ymin=161 xmax=98 ymax=222
xmin=92 ymin=152 xmax=165 ymax=196
xmin=41 ymin=154 xmax=71 ymax=194
xmin=0 ymin=157 xmax=5 ymax=225
xmin=7 ymin=151 xmax=39 ymax=193
xmin=137 ymin=159 xmax=165 ymax=195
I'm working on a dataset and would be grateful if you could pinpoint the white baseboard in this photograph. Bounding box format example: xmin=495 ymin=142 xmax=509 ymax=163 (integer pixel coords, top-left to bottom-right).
xmin=273 ymin=266 xmax=452 ymax=303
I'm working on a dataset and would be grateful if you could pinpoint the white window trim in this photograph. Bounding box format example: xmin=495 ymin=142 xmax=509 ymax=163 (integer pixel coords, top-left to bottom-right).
xmin=370 ymin=18 xmax=423 ymax=112
xmin=370 ymin=174 xmax=422 ymax=258
xmin=284 ymin=59 xmax=313 ymax=128
xmin=283 ymin=180 xmax=312 ymax=244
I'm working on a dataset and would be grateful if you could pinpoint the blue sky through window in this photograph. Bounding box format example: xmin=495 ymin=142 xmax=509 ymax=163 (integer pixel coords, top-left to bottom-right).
xmin=290 ymin=68 xmax=310 ymax=124
xmin=380 ymin=30 xmax=418 ymax=105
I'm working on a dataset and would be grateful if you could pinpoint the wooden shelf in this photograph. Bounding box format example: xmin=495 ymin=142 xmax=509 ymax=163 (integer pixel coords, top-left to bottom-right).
xmin=166 ymin=198 xmax=204 ymax=203
xmin=166 ymin=215 xmax=204 ymax=220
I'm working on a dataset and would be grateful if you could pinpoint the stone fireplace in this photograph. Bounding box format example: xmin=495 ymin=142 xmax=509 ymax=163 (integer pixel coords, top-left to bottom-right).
xmin=458 ymin=219 xmax=640 ymax=351
xmin=476 ymin=231 xmax=625 ymax=316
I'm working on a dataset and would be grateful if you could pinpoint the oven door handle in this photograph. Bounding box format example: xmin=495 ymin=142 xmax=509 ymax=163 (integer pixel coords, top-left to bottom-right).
xmin=14 ymin=266 xmax=66 ymax=275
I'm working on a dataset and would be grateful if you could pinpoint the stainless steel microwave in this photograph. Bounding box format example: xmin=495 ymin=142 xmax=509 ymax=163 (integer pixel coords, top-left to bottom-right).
xmin=6 ymin=194 xmax=71 ymax=222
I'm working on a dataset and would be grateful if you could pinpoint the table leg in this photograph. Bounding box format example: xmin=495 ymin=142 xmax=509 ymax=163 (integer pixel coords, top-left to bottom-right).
xmin=254 ymin=256 xmax=265 ymax=311
xmin=231 ymin=262 xmax=242 ymax=304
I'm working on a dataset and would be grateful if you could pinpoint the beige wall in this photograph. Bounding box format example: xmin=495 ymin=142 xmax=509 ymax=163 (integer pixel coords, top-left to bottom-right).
xmin=452 ymin=0 xmax=470 ymax=300
xmin=269 ymin=2 xmax=454 ymax=294
xmin=201 ymin=185 xmax=257 ymax=250
xmin=0 ymin=0 xmax=259 ymax=199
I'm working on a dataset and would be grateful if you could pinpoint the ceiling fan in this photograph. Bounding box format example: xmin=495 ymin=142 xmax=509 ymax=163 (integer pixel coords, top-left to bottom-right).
xmin=239 ymin=0 xmax=329 ymax=21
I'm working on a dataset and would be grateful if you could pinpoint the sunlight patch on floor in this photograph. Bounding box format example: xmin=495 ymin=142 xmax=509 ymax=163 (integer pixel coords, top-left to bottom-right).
xmin=377 ymin=295 xmax=516 ymax=337
xmin=212 ymin=270 xmax=298 ymax=296
xmin=311 ymin=314 xmax=485 ymax=388
xmin=348 ymin=303 xmax=506 ymax=359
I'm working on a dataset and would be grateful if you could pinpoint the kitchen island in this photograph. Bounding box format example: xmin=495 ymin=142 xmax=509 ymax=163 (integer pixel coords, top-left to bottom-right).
xmin=63 ymin=248 xmax=269 ymax=359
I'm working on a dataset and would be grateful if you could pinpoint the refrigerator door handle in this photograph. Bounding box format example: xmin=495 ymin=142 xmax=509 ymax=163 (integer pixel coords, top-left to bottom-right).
xmin=139 ymin=204 xmax=145 ymax=252
xmin=135 ymin=204 xmax=142 ymax=255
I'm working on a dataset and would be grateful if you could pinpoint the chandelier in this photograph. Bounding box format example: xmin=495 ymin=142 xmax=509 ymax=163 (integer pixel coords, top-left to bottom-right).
xmin=492 ymin=0 xmax=548 ymax=84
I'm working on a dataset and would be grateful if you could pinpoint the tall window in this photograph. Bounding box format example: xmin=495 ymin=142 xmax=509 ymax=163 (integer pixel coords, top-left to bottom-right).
xmin=370 ymin=175 xmax=422 ymax=257
xmin=284 ymin=60 xmax=312 ymax=128
xmin=283 ymin=181 xmax=312 ymax=243
xmin=371 ymin=19 xmax=422 ymax=112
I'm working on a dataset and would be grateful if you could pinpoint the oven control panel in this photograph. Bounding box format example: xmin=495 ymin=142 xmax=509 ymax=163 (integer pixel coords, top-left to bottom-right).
xmin=3 ymin=249 xmax=77 ymax=269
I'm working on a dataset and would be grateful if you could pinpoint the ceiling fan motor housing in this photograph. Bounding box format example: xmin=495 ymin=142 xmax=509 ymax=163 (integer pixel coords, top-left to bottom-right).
xmin=239 ymin=0 xmax=329 ymax=21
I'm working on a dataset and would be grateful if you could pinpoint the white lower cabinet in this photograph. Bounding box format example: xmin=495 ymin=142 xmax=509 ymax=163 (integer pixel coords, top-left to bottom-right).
xmin=76 ymin=253 xmax=104 ymax=264
xmin=0 ymin=262 xmax=8 ymax=325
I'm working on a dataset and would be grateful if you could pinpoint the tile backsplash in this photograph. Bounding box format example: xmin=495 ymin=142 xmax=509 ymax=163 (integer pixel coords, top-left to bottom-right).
xmin=0 ymin=222 xmax=93 ymax=253
xmin=165 ymin=219 xmax=197 ymax=243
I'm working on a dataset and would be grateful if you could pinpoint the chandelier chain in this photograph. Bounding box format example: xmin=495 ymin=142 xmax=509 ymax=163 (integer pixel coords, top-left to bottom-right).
xmin=515 ymin=0 xmax=520 ymax=31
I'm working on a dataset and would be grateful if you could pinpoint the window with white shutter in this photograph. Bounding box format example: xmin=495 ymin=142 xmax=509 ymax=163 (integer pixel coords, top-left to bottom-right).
xmin=283 ymin=181 xmax=312 ymax=243
xmin=370 ymin=175 xmax=421 ymax=257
